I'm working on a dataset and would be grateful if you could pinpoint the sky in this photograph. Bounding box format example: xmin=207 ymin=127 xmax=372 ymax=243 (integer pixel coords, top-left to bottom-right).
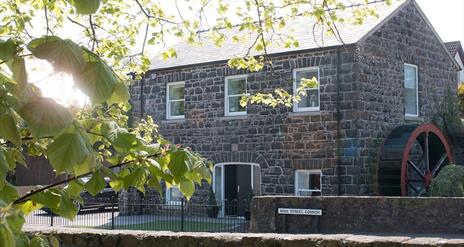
xmin=416 ymin=0 xmax=464 ymax=44
xmin=28 ymin=0 xmax=464 ymax=107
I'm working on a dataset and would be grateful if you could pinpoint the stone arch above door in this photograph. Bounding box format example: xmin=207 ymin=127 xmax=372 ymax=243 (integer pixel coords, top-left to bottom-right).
xmin=209 ymin=152 xmax=269 ymax=169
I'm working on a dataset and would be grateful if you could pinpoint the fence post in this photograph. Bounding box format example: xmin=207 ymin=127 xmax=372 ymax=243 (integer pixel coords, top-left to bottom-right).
xmin=181 ymin=198 xmax=185 ymax=232
xmin=50 ymin=212 xmax=54 ymax=227
xmin=111 ymin=196 xmax=115 ymax=230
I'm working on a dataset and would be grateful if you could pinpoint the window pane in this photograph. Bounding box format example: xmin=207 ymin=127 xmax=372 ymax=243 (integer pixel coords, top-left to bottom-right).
xmin=214 ymin=166 xmax=222 ymax=202
xmin=167 ymin=187 xmax=183 ymax=202
xmin=170 ymin=101 xmax=185 ymax=116
xmin=404 ymin=66 xmax=416 ymax=89
xmin=405 ymin=88 xmax=417 ymax=115
xmin=228 ymin=96 xmax=246 ymax=113
xmin=298 ymin=89 xmax=319 ymax=108
xmin=404 ymin=65 xmax=417 ymax=115
xmin=169 ymin=84 xmax=184 ymax=100
xmin=296 ymin=70 xmax=318 ymax=84
xmin=227 ymin=78 xmax=246 ymax=95
xmin=296 ymin=171 xmax=321 ymax=191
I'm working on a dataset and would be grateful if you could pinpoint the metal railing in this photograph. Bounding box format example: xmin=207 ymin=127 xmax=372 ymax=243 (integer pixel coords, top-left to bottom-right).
xmin=25 ymin=198 xmax=250 ymax=233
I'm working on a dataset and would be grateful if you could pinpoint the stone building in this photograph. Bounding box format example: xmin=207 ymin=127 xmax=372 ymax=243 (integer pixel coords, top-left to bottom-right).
xmin=445 ymin=41 xmax=464 ymax=86
xmin=125 ymin=0 xmax=461 ymax=215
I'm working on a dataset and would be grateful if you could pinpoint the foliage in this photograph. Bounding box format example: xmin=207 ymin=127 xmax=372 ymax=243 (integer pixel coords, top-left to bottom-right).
xmin=0 ymin=0 xmax=389 ymax=245
xmin=458 ymin=83 xmax=464 ymax=115
xmin=429 ymin=165 xmax=464 ymax=197
xmin=208 ymin=188 xmax=217 ymax=206
xmin=434 ymin=87 xmax=464 ymax=145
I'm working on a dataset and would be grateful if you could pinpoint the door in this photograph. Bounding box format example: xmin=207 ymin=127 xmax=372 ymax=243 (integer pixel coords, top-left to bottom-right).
xmin=214 ymin=163 xmax=260 ymax=217
xmin=223 ymin=165 xmax=252 ymax=216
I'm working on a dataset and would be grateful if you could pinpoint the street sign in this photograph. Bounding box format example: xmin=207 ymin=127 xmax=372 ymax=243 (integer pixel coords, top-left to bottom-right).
xmin=278 ymin=208 xmax=322 ymax=216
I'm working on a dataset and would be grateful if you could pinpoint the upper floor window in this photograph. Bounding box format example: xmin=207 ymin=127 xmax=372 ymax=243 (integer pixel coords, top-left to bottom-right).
xmin=225 ymin=75 xmax=247 ymax=116
xmin=295 ymin=169 xmax=321 ymax=196
xmin=166 ymin=81 xmax=185 ymax=119
xmin=293 ymin=67 xmax=320 ymax=112
xmin=404 ymin=64 xmax=418 ymax=116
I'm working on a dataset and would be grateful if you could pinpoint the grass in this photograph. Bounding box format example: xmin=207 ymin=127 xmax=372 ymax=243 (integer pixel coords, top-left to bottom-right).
xmin=112 ymin=220 xmax=235 ymax=232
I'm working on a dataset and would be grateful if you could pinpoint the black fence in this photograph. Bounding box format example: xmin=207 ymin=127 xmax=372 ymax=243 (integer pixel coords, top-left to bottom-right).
xmin=25 ymin=198 xmax=249 ymax=233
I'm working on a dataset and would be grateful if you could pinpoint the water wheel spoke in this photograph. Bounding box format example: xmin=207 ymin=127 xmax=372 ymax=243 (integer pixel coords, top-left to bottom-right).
xmin=417 ymin=187 xmax=427 ymax=196
xmin=425 ymin=132 xmax=430 ymax=172
xmin=432 ymin=153 xmax=448 ymax=177
xmin=408 ymin=183 xmax=420 ymax=194
xmin=407 ymin=160 xmax=426 ymax=181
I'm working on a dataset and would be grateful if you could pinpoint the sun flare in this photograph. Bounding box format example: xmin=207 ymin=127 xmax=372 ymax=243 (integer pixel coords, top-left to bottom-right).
xmin=29 ymin=60 xmax=88 ymax=107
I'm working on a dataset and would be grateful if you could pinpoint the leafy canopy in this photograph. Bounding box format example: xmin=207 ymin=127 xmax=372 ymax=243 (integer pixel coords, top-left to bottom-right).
xmin=0 ymin=0 xmax=389 ymax=245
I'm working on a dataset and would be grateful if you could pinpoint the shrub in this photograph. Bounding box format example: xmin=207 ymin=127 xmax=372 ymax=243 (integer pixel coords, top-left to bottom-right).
xmin=429 ymin=164 xmax=464 ymax=197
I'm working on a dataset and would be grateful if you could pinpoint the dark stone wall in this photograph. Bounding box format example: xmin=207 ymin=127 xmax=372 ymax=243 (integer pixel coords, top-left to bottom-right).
xmin=25 ymin=226 xmax=464 ymax=246
xmin=127 ymin=1 xmax=459 ymax=201
xmin=352 ymin=1 xmax=458 ymax=195
xmin=130 ymin=47 xmax=359 ymax=199
xmin=250 ymin=196 xmax=464 ymax=234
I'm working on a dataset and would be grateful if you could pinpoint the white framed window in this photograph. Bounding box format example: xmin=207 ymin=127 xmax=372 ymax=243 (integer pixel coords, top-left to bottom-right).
xmin=293 ymin=67 xmax=320 ymax=112
xmin=404 ymin=63 xmax=419 ymax=117
xmin=165 ymin=186 xmax=183 ymax=205
xmin=166 ymin=81 xmax=185 ymax=119
xmin=295 ymin=170 xmax=321 ymax=196
xmin=225 ymin=75 xmax=247 ymax=116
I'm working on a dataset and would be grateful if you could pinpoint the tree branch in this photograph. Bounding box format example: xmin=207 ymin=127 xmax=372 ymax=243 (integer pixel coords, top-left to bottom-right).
xmin=13 ymin=153 xmax=160 ymax=205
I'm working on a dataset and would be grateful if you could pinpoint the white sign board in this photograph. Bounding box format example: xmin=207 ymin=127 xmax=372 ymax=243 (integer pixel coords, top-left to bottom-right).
xmin=278 ymin=208 xmax=322 ymax=216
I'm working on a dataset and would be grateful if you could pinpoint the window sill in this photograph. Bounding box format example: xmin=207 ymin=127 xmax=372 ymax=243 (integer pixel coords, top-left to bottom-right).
xmin=219 ymin=115 xmax=248 ymax=121
xmin=404 ymin=115 xmax=424 ymax=122
xmin=288 ymin=111 xmax=321 ymax=117
xmin=162 ymin=118 xmax=186 ymax=124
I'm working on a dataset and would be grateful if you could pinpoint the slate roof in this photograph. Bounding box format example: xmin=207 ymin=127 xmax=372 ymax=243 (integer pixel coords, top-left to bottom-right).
xmin=150 ymin=0 xmax=408 ymax=70
xmin=150 ymin=0 xmax=458 ymax=71
xmin=445 ymin=41 xmax=462 ymax=56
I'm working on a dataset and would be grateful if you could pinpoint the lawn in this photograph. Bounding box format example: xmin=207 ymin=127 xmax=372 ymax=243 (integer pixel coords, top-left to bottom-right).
xmin=112 ymin=220 xmax=235 ymax=232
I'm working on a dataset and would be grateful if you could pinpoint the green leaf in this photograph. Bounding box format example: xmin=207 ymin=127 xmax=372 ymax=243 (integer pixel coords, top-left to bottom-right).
xmin=168 ymin=150 xmax=189 ymax=182
xmin=49 ymin=236 xmax=59 ymax=247
xmin=123 ymin=168 xmax=147 ymax=193
xmin=47 ymin=129 xmax=93 ymax=174
xmin=10 ymin=56 xmax=28 ymax=85
xmin=30 ymin=190 xmax=61 ymax=210
xmin=103 ymin=122 xmax=140 ymax=152
xmin=6 ymin=211 xmax=25 ymax=234
xmin=20 ymin=97 xmax=74 ymax=138
xmin=66 ymin=0 xmax=101 ymax=14
xmin=15 ymin=233 xmax=30 ymax=247
xmin=27 ymin=36 xmax=86 ymax=74
xmin=179 ymin=180 xmax=195 ymax=200
xmin=107 ymin=82 xmax=130 ymax=105
xmin=0 ymin=223 xmax=15 ymax=247
xmin=30 ymin=235 xmax=51 ymax=247
xmin=74 ymin=50 xmax=118 ymax=103
xmin=85 ymin=170 xmax=106 ymax=196
xmin=0 ymin=108 xmax=21 ymax=147
xmin=0 ymin=39 xmax=17 ymax=62
xmin=0 ymin=148 xmax=8 ymax=190
xmin=0 ymin=182 xmax=19 ymax=203
xmin=19 ymin=200 xmax=43 ymax=215
xmin=66 ymin=180 xmax=84 ymax=196
xmin=55 ymin=192 xmax=78 ymax=219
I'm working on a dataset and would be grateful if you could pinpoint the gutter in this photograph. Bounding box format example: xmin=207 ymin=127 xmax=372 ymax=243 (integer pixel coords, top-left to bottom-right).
xmin=336 ymin=46 xmax=342 ymax=196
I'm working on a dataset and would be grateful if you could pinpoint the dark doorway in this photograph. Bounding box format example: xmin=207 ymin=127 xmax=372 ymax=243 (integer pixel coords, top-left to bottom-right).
xmin=224 ymin=165 xmax=252 ymax=216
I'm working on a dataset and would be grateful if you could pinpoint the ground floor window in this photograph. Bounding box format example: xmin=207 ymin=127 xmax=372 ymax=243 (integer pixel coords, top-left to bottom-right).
xmin=165 ymin=186 xmax=183 ymax=205
xmin=295 ymin=169 xmax=321 ymax=196
xmin=213 ymin=163 xmax=261 ymax=216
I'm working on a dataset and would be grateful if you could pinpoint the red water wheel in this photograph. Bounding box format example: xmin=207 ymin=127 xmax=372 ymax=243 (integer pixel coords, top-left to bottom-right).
xmin=378 ymin=123 xmax=453 ymax=196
